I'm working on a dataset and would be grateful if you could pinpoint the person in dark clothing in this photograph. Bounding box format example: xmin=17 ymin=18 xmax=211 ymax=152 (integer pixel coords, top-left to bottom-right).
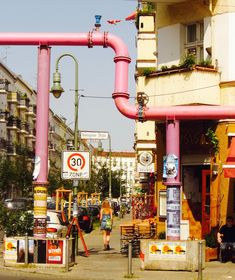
xmin=217 ymin=216 xmax=235 ymax=263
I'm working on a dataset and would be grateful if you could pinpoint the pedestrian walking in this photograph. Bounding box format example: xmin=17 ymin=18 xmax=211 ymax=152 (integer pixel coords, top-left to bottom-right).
xmin=100 ymin=199 xmax=113 ymax=250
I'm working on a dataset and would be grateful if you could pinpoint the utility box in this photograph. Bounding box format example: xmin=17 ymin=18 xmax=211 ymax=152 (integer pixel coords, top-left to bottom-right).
xmin=140 ymin=239 xmax=205 ymax=272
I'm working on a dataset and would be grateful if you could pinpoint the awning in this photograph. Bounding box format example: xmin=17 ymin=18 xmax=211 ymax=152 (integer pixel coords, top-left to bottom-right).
xmin=223 ymin=137 xmax=235 ymax=178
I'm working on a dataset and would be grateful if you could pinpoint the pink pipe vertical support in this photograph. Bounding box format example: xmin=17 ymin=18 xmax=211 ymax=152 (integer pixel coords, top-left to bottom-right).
xmin=35 ymin=46 xmax=50 ymax=183
xmin=165 ymin=120 xmax=181 ymax=240
xmin=33 ymin=46 xmax=51 ymax=238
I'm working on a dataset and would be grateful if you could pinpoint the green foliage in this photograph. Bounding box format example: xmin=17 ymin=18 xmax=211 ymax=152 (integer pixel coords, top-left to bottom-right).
xmin=161 ymin=65 xmax=169 ymax=71
xmin=0 ymin=156 xmax=33 ymax=199
xmin=82 ymin=162 xmax=125 ymax=199
xmin=142 ymin=2 xmax=155 ymax=12
xmin=205 ymin=127 xmax=219 ymax=155
xmin=158 ymin=231 xmax=166 ymax=239
xmin=138 ymin=67 xmax=156 ymax=76
xmin=0 ymin=202 xmax=33 ymax=236
xmin=199 ymin=59 xmax=212 ymax=67
xmin=179 ymin=54 xmax=196 ymax=69
xmin=205 ymin=228 xmax=218 ymax=248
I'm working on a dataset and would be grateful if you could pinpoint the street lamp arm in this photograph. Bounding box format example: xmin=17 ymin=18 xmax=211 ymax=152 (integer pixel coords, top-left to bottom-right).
xmin=54 ymin=53 xmax=79 ymax=150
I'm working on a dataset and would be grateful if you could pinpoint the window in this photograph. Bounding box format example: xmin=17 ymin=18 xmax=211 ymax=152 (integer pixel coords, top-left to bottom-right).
xmin=185 ymin=22 xmax=204 ymax=62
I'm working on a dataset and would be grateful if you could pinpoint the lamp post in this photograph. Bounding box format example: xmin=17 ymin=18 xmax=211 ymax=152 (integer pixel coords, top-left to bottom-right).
xmin=50 ymin=53 xmax=80 ymax=196
xmin=95 ymin=133 xmax=112 ymax=199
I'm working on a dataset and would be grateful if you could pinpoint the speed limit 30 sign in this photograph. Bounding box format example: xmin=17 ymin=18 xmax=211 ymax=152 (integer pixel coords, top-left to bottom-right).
xmin=62 ymin=151 xmax=90 ymax=180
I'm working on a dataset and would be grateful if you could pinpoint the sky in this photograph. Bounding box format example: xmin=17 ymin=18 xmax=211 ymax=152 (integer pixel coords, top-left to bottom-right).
xmin=0 ymin=0 xmax=137 ymax=152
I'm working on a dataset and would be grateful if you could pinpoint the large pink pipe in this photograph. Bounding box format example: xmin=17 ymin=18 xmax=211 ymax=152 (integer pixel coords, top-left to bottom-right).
xmin=0 ymin=32 xmax=233 ymax=120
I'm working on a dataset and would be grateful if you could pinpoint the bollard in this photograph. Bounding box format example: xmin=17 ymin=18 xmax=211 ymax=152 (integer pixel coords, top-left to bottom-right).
xmin=65 ymin=236 xmax=69 ymax=272
xmin=3 ymin=231 xmax=6 ymax=266
xmin=197 ymin=240 xmax=203 ymax=280
xmin=127 ymin=240 xmax=133 ymax=277
xmin=25 ymin=233 xmax=29 ymax=265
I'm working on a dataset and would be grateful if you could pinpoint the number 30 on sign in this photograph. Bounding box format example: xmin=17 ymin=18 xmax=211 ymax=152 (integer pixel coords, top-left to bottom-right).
xmin=61 ymin=151 xmax=90 ymax=180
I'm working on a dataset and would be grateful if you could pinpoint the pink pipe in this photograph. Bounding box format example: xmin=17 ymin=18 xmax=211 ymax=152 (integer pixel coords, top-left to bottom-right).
xmin=35 ymin=46 xmax=50 ymax=183
xmin=113 ymin=97 xmax=235 ymax=120
xmin=1 ymin=32 xmax=234 ymax=121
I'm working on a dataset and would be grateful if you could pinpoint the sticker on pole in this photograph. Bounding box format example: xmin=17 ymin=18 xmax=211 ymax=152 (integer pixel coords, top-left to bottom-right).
xmin=62 ymin=151 xmax=90 ymax=180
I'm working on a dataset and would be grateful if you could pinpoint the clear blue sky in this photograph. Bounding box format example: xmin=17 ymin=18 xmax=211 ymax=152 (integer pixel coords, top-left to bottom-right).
xmin=0 ymin=0 xmax=137 ymax=151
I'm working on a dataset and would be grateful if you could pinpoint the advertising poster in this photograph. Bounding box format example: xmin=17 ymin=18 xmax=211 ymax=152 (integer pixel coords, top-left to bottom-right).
xmin=47 ymin=240 xmax=63 ymax=264
xmin=163 ymin=154 xmax=178 ymax=179
xmin=4 ymin=239 xmax=17 ymax=261
xmin=149 ymin=241 xmax=186 ymax=260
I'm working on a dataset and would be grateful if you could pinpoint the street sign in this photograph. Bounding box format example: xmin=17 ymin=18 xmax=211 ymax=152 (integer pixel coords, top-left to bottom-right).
xmin=61 ymin=151 xmax=90 ymax=180
xmin=80 ymin=131 xmax=109 ymax=140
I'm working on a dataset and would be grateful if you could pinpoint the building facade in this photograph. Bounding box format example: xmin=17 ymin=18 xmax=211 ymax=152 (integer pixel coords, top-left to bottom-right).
xmin=134 ymin=0 xmax=235 ymax=239
xmin=0 ymin=62 xmax=82 ymax=198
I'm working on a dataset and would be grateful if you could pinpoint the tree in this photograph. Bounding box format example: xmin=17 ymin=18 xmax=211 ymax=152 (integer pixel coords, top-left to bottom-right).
xmin=0 ymin=156 xmax=33 ymax=199
xmin=83 ymin=162 xmax=125 ymax=199
xmin=0 ymin=201 xmax=33 ymax=236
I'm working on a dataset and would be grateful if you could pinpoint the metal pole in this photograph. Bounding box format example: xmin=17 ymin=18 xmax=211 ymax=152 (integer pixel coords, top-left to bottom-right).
xmin=25 ymin=233 xmax=29 ymax=265
xmin=65 ymin=236 xmax=69 ymax=272
xmin=55 ymin=53 xmax=79 ymax=197
xmin=127 ymin=240 xmax=132 ymax=276
xmin=198 ymin=241 xmax=203 ymax=280
xmin=108 ymin=134 xmax=112 ymax=198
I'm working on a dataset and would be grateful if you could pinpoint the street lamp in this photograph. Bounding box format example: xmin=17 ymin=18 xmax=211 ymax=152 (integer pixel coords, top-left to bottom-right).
xmin=50 ymin=53 xmax=80 ymax=195
xmin=97 ymin=134 xmax=112 ymax=199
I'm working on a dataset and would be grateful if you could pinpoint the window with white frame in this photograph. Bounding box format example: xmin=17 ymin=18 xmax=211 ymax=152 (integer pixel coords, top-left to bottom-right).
xmin=185 ymin=22 xmax=204 ymax=62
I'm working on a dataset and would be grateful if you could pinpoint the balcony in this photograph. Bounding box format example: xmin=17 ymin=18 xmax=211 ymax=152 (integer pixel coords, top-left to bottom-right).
xmin=7 ymin=92 xmax=21 ymax=104
xmin=26 ymin=105 xmax=36 ymax=117
xmin=17 ymin=98 xmax=30 ymax=111
xmin=139 ymin=66 xmax=221 ymax=107
xmin=49 ymin=126 xmax=55 ymax=134
xmin=48 ymin=142 xmax=56 ymax=151
xmin=19 ymin=122 xmax=29 ymax=134
xmin=0 ymin=138 xmax=7 ymax=150
xmin=7 ymin=116 xmax=21 ymax=130
xmin=0 ymin=79 xmax=10 ymax=94
xmin=26 ymin=128 xmax=36 ymax=139
xmin=0 ymin=110 xmax=9 ymax=123
xmin=6 ymin=143 xmax=16 ymax=156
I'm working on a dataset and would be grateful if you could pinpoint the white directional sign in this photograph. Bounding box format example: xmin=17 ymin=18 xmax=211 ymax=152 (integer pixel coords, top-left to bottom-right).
xmin=61 ymin=151 xmax=90 ymax=180
xmin=80 ymin=131 xmax=109 ymax=140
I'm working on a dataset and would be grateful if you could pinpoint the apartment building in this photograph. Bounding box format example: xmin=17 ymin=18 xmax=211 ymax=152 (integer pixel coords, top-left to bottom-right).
xmin=0 ymin=62 xmax=79 ymax=197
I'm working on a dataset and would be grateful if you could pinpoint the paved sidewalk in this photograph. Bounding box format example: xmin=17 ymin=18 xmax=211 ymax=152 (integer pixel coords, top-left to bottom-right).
xmin=0 ymin=214 xmax=235 ymax=280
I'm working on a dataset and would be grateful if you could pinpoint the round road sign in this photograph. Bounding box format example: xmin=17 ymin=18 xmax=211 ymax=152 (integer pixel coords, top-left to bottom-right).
xmin=67 ymin=152 xmax=86 ymax=171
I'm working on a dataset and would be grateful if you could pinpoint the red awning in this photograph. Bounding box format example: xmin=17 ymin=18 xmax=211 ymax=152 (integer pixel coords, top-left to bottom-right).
xmin=125 ymin=11 xmax=137 ymax=21
xmin=223 ymin=137 xmax=235 ymax=178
